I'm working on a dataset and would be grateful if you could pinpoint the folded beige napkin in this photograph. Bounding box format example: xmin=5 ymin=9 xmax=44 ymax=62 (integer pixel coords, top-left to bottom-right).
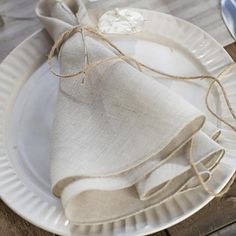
xmin=36 ymin=0 xmax=224 ymax=226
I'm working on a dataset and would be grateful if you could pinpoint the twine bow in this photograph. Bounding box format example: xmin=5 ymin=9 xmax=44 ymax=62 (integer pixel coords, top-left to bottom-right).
xmin=48 ymin=25 xmax=236 ymax=197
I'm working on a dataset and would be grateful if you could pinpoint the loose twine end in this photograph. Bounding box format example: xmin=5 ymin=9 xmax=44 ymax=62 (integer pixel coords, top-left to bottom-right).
xmin=48 ymin=25 xmax=236 ymax=198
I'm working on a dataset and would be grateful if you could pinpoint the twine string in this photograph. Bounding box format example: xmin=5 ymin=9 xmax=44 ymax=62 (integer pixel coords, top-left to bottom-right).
xmin=81 ymin=27 xmax=89 ymax=83
xmin=188 ymin=139 xmax=236 ymax=197
xmin=48 ymin=26 xmax=236 ymax=129
xmin=48 ymin=25 xmax=236 ymax=197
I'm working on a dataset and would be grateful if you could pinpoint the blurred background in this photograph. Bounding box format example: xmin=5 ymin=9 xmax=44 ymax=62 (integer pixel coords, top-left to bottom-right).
xmin=0 ymin=0 xmax=234 ymax=62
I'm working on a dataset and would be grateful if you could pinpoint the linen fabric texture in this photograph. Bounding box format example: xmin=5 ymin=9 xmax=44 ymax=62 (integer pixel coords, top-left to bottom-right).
xmin=36 ymin=0 xmax=224 ymax=225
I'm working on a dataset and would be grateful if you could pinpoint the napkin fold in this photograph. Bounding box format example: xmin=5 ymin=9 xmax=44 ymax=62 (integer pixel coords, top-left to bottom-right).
xmin=36 ymin=0 xmax=225 ymax=226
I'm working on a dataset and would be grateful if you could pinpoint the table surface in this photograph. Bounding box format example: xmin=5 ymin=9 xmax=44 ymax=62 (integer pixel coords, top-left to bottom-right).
xmin=0 ymin=0 xmax=236 ymax=236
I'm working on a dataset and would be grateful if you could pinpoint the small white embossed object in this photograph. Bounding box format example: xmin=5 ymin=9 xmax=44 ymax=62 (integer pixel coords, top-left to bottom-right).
xmin=98 ymin=8 xmax=144 ymax=34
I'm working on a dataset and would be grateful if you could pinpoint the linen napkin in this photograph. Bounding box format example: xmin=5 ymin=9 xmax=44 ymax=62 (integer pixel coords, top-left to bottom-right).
xmin=36 ymin=0 xmax=225 ymax=225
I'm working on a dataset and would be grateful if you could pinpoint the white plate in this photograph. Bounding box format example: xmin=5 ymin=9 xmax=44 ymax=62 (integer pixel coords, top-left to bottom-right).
xmin=0 ymin=10 xmax=236 ymax=236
